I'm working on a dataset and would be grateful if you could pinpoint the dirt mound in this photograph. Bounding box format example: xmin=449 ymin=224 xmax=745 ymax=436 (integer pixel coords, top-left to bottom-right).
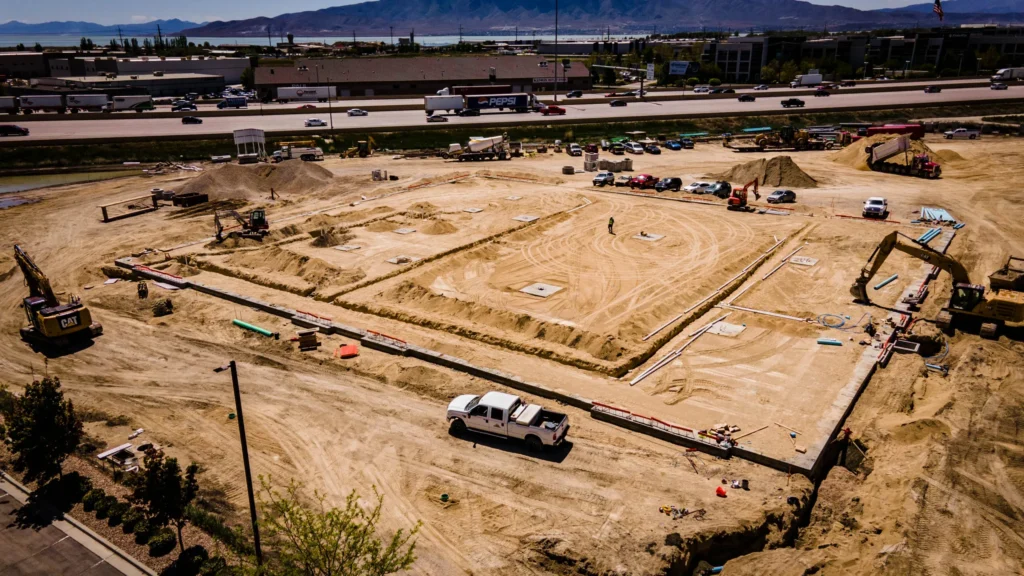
xmin=407 ymin=202 xmax=438 ymax=215
xmin=932 ymin=148 xmax=967 ymax=164
xmin=715 ymin=156 xmax=817 ymax=188
xmin=421 ymin=219 xmax=458 ymax=235
xmin=302 ymin=206 xmax=394 ymax=230
xmin=365 ymin=219 xmax=400 ymax=233
xmin=831 ymin=134 xmax=938 ymax=171
xmin=178 ymin=162 xmax=334 ymax=201
xmin=310 ymin=228 xmax=355 ymax=247
xmin=226 ymin=246 xmax=364 ymax=288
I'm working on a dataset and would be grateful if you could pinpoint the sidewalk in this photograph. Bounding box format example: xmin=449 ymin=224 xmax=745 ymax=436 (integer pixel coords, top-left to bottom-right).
xmin=0 ymin=472 xmax=155 ymax=576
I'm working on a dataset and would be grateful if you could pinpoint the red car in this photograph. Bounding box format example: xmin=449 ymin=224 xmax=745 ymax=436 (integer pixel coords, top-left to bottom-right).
xmin=542 ymin=105 xmax=566 ymax=116
xmin=298 ymin=104 xmax=317 ymax=109
xmin=629 ymin=174 xmax=658 ymax=189
xmin=605 ymin=92 xmax=622 ymax=97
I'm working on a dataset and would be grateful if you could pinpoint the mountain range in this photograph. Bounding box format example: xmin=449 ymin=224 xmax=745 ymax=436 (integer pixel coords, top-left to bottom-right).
xmin=179 ymin=0 xmax=1024 ymax=36
xmin=0 ymin=19 xmax=201 ymax=36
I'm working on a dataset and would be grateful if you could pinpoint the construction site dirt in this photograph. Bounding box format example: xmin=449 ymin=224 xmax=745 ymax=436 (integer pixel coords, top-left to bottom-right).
xmin=2 ymin=133 xmax=1022 ymax=575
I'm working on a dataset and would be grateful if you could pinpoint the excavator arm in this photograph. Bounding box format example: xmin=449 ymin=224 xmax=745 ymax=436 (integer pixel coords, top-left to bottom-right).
xmin=14 ymin=245 xmax=58 ymax=307
xmin=850 ymin=231 xmax=972 ymax=303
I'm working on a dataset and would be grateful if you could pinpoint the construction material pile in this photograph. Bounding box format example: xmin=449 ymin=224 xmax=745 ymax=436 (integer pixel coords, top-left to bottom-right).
xmin=178 ymin=162 xmax=335 ymax=201
xmin=598 ymin=158 xmax=633 ymax=172
xmin=832 ymin=134 xmax=938 ymax=171
xmin=715 ymin=156 xmax=817 ymax=188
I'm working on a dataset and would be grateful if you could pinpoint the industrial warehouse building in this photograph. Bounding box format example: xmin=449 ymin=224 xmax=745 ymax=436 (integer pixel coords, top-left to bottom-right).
xmin=30 ymin=72 xmax=225 ymax=97
xmin=254 ymin=55 xmax=592 ymax=97
xmin=47 ymin=55 xmax=250 ymax=84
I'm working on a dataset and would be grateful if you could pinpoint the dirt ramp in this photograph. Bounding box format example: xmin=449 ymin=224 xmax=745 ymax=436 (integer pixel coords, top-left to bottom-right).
xmin=178 ymin=162 xmax=335 ymax=201
xmin=715 ymin=156 xmax=817 ymax=188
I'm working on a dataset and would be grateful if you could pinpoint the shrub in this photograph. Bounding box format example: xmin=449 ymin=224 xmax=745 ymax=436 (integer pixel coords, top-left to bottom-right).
xmin=122 ymin=506 xmax=145 ymax=533
xmin=134 ymin=518 xmax=153 ymax=545
xmin=709 ymin=78 xmax=722 ymax=86
xmin=148 ymin=529 xmax=178 ymax=557
xmin=107 ymin=501 xmax=130 ymax=526
xmin=185 ymin=506 xmax=253 ymax=555
xmin=686 ymin=77 xmax=699 ymax=86
xmin=200 ymin=556 xmax=229 ymax=576
xmin=162 ymin=545 xmax=209 ymax=576
xmin=82 ymin=488 xmax=105 ymax=512
xmin=94 ymin=495 xmax=117 ymax=518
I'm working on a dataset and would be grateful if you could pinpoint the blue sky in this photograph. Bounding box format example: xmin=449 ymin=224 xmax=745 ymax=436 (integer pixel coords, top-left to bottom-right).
xmin=6 ymin=1 xmax=922 ymax=26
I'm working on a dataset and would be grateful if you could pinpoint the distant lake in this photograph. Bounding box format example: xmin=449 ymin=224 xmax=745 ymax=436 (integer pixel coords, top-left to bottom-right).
xmin=0 ymin=33 xmax=644 ymax=49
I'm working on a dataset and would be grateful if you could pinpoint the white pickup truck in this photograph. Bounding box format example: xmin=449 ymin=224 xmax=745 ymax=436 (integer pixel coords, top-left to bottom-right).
xmin=447 ymin=391 xmax=569 ymax=451
xmin=944 ymin=128 xmax=980 ymax=140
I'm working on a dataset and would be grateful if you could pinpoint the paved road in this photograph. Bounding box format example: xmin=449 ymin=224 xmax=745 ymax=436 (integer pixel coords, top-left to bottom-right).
xmin=14 ymin=84 xmax=1021 ymax=142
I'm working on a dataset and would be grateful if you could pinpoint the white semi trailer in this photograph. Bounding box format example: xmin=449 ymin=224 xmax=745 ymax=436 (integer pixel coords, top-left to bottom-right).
xmin=277 ymin=86 xmax=335 ymax=102
xmin=66 ymin=94 xmax=110 ymax=113
xmin=19 ymin=95 xmax=66 ymax=114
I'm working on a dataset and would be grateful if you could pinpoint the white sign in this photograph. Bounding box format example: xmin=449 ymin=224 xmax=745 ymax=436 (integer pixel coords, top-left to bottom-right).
xmin=646 ymin=63 xmax=655 ymax=81
xmin=233 ymin=128 xmax=266 ymax=146
xmin=669 ymin=61 xmax=699 ymax=76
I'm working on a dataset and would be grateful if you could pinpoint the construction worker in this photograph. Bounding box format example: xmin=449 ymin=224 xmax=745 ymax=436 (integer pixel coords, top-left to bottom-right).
xmin=608 ymin=216 xmax=615 ymax=235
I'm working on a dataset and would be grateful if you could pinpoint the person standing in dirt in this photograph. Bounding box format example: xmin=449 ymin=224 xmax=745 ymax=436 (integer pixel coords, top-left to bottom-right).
xmin=608 ymin=216 xmax=615 ymax=235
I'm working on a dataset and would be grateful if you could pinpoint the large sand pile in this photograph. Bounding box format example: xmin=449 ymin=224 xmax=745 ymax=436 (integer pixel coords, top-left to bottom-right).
xmin=179 ymin=162 xmax=335 ymax=201
xmin=831 ymin=134 xmax=938 ymax=171
xmin=421 ymin=219 xmax=458 ymax=235
xmin=715 ymin=156 xmax=818 ymax=188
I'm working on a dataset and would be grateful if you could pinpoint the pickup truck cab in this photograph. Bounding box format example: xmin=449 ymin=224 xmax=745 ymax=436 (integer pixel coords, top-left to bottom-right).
xmin=447 ymin=392 xmax=569 ymax=451
xmin=944 ymin=128 xmax=979 ymax=140
xmin=862 ymin=197 xmax=889 ymax=218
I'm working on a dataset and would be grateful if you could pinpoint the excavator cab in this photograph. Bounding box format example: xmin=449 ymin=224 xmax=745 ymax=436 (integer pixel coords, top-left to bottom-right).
xmin=950 ymin=283 xmax=986 ymax=312
xmin=249 ymin=209 xmax=268 ymax=231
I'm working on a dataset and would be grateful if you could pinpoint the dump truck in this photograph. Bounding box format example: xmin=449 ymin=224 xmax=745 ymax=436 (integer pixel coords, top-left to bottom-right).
xmin=446 ymin=391 xmax=570 ymax=451
xmin=19 ymin=95 xmax=66 ymax=114
xmin=15 ymin=244 xmax=102 ymax=348
xmin=441 ymin=133 xmax=511 ymax=161
xmin=852 ymin=232 xmax=1024 ymax=338
xmin=865 ymin=135 xmax=941 ymax=179
xmin=66 ymin=94 xmax=110 ymax=113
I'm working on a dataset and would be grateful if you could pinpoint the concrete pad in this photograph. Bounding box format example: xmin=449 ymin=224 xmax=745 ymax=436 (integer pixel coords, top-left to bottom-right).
xmin=513 ymin=215 xmax=539 ymax=223
xmin=386 ymin=255 xmax=421 ymax=265
xmin=394 ymin=228 xmax=417 ymax=235
xmin=463 ymin=208 xmax=483 ymax=213
xmin=334 ymin=244 xmax=362 ymax=252
xmin=706 ymin=322 xmax=747 ymax=337
xmin=790 ymin=256 xmax=819 ymax=267
xmin=520 ymin=282 xmax=563 ymax=298
xmin=632 ymin=233 xmax=665 ymax=242
xmin=506 ymin=196 xmax=522 ymax=200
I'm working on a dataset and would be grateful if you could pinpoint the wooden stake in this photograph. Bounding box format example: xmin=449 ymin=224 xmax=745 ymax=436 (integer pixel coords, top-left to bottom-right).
xmin=775 ymin=422 xmax=804 ymax=436
xmin=732 ymin=425 xmax=769 ymax=441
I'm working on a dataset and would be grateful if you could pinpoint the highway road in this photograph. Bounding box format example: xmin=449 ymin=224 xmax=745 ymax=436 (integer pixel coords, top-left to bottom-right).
xmin=11 ymin=84 xmax=1022 ymax=143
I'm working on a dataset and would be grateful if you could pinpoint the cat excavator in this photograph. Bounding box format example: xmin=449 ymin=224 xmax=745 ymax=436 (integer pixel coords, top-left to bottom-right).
xmin=214 ymin=209 xmax=269 ymax=242
xmin=850 ymin=231 xmax=1024 ymax=338
xmin=14 ymin=245 xmax=102 ymax=348
xmin=727 ymin=179 xmax=760 ymax=211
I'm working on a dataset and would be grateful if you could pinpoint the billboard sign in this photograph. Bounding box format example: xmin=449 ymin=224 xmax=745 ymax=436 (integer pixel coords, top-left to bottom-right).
xmin=669 ymin=61 xmax=700 ymax=76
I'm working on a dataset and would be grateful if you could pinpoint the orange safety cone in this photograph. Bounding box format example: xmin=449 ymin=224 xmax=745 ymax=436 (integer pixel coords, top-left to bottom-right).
xmin=716 ymin=486 xmax=727 ymax=498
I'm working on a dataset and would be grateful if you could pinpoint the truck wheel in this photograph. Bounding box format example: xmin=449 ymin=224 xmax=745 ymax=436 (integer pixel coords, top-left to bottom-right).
xmin=449 ymin=419 xmax=467 ymax=436
xmin=441 ymin=152 xmax=450 ymax=160
xmin=525 ymin=435 xmax=543 ymax=452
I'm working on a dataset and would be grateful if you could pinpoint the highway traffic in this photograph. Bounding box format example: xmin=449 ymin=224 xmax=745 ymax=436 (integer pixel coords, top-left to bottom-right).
xmin=11 ymin=84 xmax=1021 ymax=143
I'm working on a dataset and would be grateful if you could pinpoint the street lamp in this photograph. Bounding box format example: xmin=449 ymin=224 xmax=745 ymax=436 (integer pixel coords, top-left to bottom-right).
xmin=553 ymin=0 xmax=559 ymax=102
xmin=213 ymin=360 xmax=263 ymax=567
xmin=904 ymin=60 xmax=910 ymax=79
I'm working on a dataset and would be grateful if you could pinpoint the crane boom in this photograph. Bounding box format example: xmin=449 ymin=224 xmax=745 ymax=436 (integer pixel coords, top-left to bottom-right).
xmin=14 ymin=245 xmax=58 ymax=307
xmin=850 ymin=231 xmax=971 ymax=303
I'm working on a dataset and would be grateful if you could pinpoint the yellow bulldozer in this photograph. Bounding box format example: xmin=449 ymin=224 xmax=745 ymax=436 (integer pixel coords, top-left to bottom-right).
xmin=851 ymin=231 xmax=1024 ymax=338
xmin=15 ymin=244 xmax=102 ymax=348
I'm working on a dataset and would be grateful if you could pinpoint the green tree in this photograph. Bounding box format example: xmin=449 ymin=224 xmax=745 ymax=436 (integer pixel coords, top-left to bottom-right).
xmin=4 ymin=377 xmax=83 ymax=483
xmin=980 ymin=46 xmax=1001 ymax=71
xmin=129 ymin=454 xmax=199 ymax=553
xmin=80 ymin=37 xmax=89 ymax=51
xmin=601 ymin=67 xmax=617 ymax=86
xmin=779 ymin=61 xmax=800 ymax=83
xmin=33 ymin=43 xmax=43 ymax=52
xmin=240 ymin=67 xmax=255 ymax=90
xmin=760 ymin=65 xmax=779 ymax=84
xmin=16 ymin=43 xmax=26 ymax=51
xmin=255 ymin=477 xmax=419 ymax=576
xmin=108 ymin=38 xmax=120 ymax=51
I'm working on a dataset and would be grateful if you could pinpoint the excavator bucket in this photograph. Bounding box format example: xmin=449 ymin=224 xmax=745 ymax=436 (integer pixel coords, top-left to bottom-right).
xmin=850 ymin=277 xmax=871 ymax=303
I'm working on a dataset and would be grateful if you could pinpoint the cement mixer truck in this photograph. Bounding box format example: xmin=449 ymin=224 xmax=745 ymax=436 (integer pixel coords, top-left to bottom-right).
xmin=441 ymin=133 xmax=511 ymax=161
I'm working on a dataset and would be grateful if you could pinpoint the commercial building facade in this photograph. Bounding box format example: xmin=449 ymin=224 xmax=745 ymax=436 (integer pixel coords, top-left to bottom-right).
xmin=29 ymin=73 xmax=225 ymax=97
xmin=48 ymin=56 xmax=249 ymax=84
xmin=0 ymin=52 xmax=48 ymax=79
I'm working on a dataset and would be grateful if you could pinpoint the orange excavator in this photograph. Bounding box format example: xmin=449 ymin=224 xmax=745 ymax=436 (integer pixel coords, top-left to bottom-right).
xmin=727 ymin=179 xmax=760 ymax=211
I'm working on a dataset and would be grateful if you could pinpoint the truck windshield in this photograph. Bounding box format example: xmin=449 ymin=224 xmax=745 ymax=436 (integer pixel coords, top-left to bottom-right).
xmin=465 ymin=397 xmax=479 ymax=410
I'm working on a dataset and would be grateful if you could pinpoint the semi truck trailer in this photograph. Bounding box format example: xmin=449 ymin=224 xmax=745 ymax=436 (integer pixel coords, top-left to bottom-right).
xmin=425 ymin=92 xmax=539 ymax=115
xmin=790 ymin=73 xmax=823 ymax=88
xmin=0 ymin=96 xmax=18 ymax=114
xmin=111 ymin=95 xmax=154 ymax=112
xmin=66 ymin=94 xmax=110 ymax=113
xmin=991 ymin=68 xmax=1024 ymax=82
xmin=19 ymin=95 xmax=66 ymax=114
xmin=277 ymin=86 xmax=335 ymax=103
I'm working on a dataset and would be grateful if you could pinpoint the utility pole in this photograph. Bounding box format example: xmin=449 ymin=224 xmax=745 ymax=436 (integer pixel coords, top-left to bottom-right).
xmin=515 ymin=26 xmax=518 ymax=43
xmin=157 ymin=24 xmax=163 ymax=50
xmin=459 ymin=24 xmax=463 ymax=44
xmin=267 ymin=26 xmax=272 ymax=48
xmin=554 ymin=0 xmax=559 ymax=102
xmin=117 ymin=26 xmax=124 ymax=50
xmin=390 ymin=26 xmax=394 ymax=48
xmin=213 ymin=361 xmax=263 ymax=567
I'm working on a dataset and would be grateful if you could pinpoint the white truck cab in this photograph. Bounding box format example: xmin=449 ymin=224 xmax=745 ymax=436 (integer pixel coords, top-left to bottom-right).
xmin=446 ymin=391 xmax=569 ymax=451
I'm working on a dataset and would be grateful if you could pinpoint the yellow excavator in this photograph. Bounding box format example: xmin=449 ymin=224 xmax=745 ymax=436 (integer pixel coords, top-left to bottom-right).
xmin=851 ymin=231 xmax=1024 ymax=338
xmin=15 ymin=245 xmax=102 ymax=348
xmin=214 ymin=209 xmax=269 ymax=242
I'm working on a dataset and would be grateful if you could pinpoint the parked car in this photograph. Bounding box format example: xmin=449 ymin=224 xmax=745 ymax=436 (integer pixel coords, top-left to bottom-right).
xmin=664 ymin=140 xmax=682 ymax=150
xmin=298 ymin=104 xmax=317 ymax=109
xmin=814 ymin=88 xmax=830 ymax=97
xmin=427 ymin=115 xmax=448 ymax=123
xmin=542 ymin=105 xmax=567 ymax=116
xmin=566 ymin=90 xmax=583 ymax=98
xmin=610 ymin=100 xmax=628 ymax=107
xmin=767 ymin=189 xmax=796 ymax=204
xmin=610 ymin=143 xmax=626 ymax=155
xmin=684 ymin=181 xmax=711 ymax=193
xmin=781 ymin=98 xmax=806 ymax=108
xmin=841 ymin=80 xmax=857 ymax=87
xmin=172 ymin=102 xmax=197 ymax=112
xmin=654 ymin=177 xmax=683 ymax=192
xmin=615 ymin=175 xmax=632 ymax=187
xmin=584 ymin=143 xmax=599 ymax=153
xmin=347 ymin=108 xmax=368 ymax=116
xmin=600 ymin=139 xmax=611 ymax=151
xmin=305 ymin=117 xmax=327 ymax=127
xmin=593 ymin=171 xmax=616 ymax=186
xmin=567 ymin=143 xmax=583 ymax=156
xmin=446 ymin=391 xmax=570 ymax=451
xmin=629 ymin=174 xmax=658 ymax=189
xmin=862 ymin=197 xmax=889 ymax=218
xmin=457 ymin=108 xmax=480 ymax=116
xmin=738 ymin=94 xmax=756 ymax=102
xmin=0 ymin=124 xmax=29 ymax=136
xmin=706 ymin=181 xmax=733 ymax=199
xmin=992 ymin=83 xmax=1009 ymax=90
xmin=924 ymin=86 xmax=942 ymax=93
xmin=753 ymin=84 xmax=769 ymax=90
xmin=625 ymin=142 xmax=644 ymax=154
xmin=181 ymin=116 xmax=203 ymax=125
xmin=644 ymin=144 xmax=661 ymax=154
xmin=681 ymin=138 xmax=695 ymax=149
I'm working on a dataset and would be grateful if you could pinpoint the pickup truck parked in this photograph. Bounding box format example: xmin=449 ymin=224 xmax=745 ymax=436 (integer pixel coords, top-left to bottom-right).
xmin=944 ymin=128 xmax=980 ymax=140
xmin=862 ymin=197 xmax=889 ymax=218
xmin=447 ymin=392 xmax=569 ymax=451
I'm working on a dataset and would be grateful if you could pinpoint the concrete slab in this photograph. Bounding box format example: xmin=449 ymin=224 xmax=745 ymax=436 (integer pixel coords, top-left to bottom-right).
xmin=512 ymin=215 xmax=539 ymax=223
xmin=520 ymin=282 xmax=563 ymax=298
xmin=334 ymin=244 xmax=362 ymax=252
xmin=506 ymin=196 xmax=522 ymax=201
xmin=790 ymin=256 xmax=819 ymax=266
xmin=632 ymin=233 xmax=665 ymax=242
xmin=706 ymin=322 xmax=747 ymax=337
xmin=393 ymin=228 xmax=417 ymax=235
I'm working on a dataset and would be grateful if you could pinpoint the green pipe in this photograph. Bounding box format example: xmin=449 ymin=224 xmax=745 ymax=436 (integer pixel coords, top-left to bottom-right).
xmin=233 ymin=319 xmax=279 ymax=339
